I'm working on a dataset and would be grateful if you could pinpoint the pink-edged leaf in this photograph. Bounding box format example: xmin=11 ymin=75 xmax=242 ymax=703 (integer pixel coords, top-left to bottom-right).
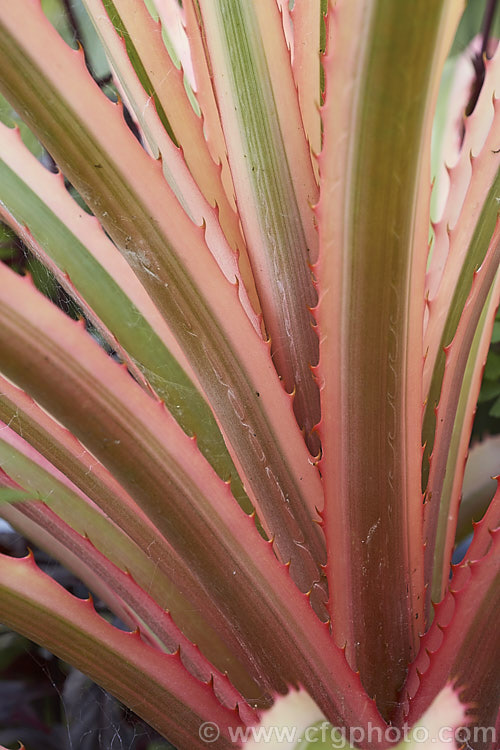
xmin=421 ymin=55 xmax=500 ymax=526
xmin=441 ymin=311 xmax=500 ymax=554
xmin=0 ymin=551 xmax=251 ymax=749
xmin=0 ymin=121 xmax=192 ymax=378
xmin=181 ymin=0 xmax=237 ymax=209
xmin=0 ymin=0 xmax=326 ymax=589
xmin=315 ymin=0 xmax=460 ymax=717
xmin=424 ymin=225 xmax=500 ymax=605
xmin=0 ymin=492 xmax=147 ymax=640
xmin=0 ymin=122 xmax=251 ymax=506
xmin=276 ymin=0 xmax=294 ymax=54
xmin=452 ymin=479 xmax=500 ymax=589
xmin=430 ymin=36 xmax=483 ymax=223
xmin=196 ymin=0 xmax=321 ymax=452
xmin=0 ymin=505 xmax=259 ymax=709
xmin=290 ymin=0 xmax=323 ymax=168
xmin=423 ymin=49 xmax=500 ymax=400
xmin=0 ymin=373 xmax=182 ymax=567
xmin=400 ymin=484 xmax=500 ymax=719
xmin=98 ymin=0 xmax=236 ymax=228
xmin=0 ymin=267 xmax=381 ymax=724
xmin=421 ymin=68 xmax=500 ymax=596
xmin=151 ymin=0 xmax=196 ymax=89
xmin=403 ymin=529 xmax=500 ymax=748
xmin=0 ymin=268 xmax=276 ymax=692
xmin=0 ymin=377 xmax=259 ymax=695
xmin=0 ymin=262 xmax=386 ymax=730
xmin=0 ymin=486 xmax=254 ymax=715
xmin=83 ymin=0 xmax=260 ymax=320
xmin=0 ymin=205 xmax=149 ymax=392
xmin=0 ymin=417 xmax=228 ymax=641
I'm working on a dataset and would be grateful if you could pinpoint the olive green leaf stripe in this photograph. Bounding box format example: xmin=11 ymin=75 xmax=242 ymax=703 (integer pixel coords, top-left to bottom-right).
xmin=101 ymin=0 xmax=178 ymax=144
xmin=0 ymin=552 xmax=245 ymax=749
xmin=0 ymin=265 xmax=383 ymax=728
xmin=0 ymin=146 xmax=249 ymax=508
xmin=0 ymin=1 xmax=325 ymax=587
xmin=198 ymin=0 xmax=321 ymax=451
xmin=424 ymin=225 xmax=500 ymax=604
xmin=317 ymin=0 xmax=460 ymax=718
xmin=434 ymin=279 xmax=499 ymax=598
xmin=422 ymin=172 xmax=500 ymax=488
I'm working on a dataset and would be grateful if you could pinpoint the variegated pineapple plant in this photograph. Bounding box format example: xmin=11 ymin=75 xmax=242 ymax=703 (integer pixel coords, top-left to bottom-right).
xmin=0 ymin=0 xmax=498 ymax=748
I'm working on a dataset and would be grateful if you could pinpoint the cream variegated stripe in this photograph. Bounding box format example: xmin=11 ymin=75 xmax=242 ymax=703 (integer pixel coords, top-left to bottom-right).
xmin=0 ymin=122 xmax=252 ymax=508
xmin=197 ymin=0 xmax=321 ymax=452
xmin=0 ymin=261 xmax=383 ymax=731
xmin=0 ymin=0 xmax=326 ymax=589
